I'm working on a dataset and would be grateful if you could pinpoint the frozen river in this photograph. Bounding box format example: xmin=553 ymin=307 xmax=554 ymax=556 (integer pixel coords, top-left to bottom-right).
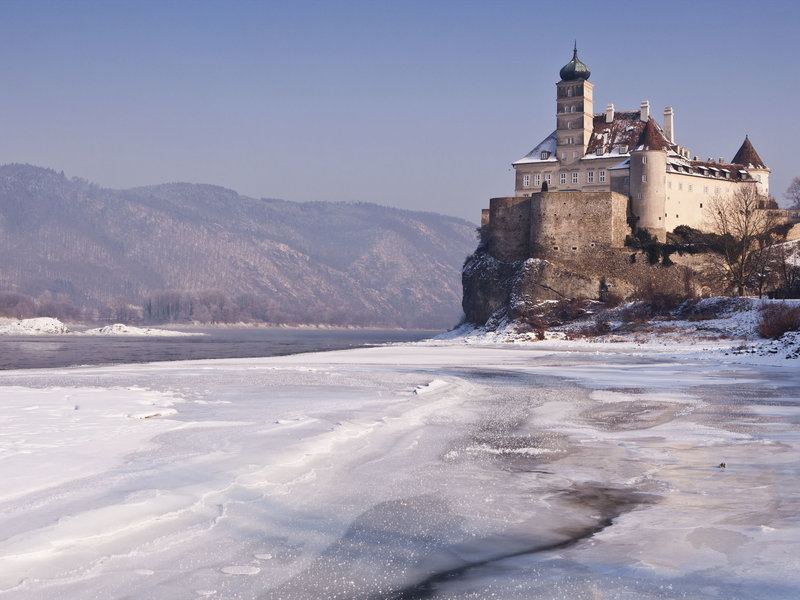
xmin=1 ymin=341 xmax=799 ymax=598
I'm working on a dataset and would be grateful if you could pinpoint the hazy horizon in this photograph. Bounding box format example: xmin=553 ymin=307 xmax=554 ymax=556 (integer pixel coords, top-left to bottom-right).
xmin=1 ymin=0 xmax=797 ymax=222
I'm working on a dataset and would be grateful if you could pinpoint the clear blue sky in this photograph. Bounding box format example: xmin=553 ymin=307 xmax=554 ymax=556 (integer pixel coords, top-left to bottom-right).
xmin=0 ymin=0 xmax=797 ymax=222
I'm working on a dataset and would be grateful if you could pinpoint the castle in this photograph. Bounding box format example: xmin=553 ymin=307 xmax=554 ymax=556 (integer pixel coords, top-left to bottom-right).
xmin=482 ymin=45 xmax=772 ymax=262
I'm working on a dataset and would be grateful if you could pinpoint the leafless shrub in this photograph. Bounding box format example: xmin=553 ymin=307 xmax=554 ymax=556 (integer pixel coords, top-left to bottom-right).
xmin=555 ymin=297 xmax=591 ymax=322
xmin=574 ymin=315 xmax=612 ymax=338
xmin=516 ymin=315 xmax=547 ymax=339
xmin=633 ymin=275 xmax=696 ymax=315
xmin=602 ymin=291 xmax=625 ymax=309
xmin=758 ymin=303 xmax=800 ymax=339
xmin=617 ymin=302 xmax=651 ymax=324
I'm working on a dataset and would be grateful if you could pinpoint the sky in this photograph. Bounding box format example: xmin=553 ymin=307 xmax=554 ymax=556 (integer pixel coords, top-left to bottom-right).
xmin=0 ymin=0 xmax=797 ymax=222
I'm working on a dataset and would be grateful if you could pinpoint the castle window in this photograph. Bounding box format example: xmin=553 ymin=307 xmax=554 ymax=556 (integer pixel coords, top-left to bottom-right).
xmin=642 ymin=175 xmax=647 ymax=182
xmin=572 ymin=172 xmax=579 ymax=184
xmin=562 ymin=152 xmax=566 ymax=160
xmin=688 ymin=184 xmax=693 ymax=192
xmin=571 ymin=247 xmax=578 ymax=251
xmin=668 ymin=181 xmax=672 ymax=189
xmin=571 ymin=106 xmax=576 ymax=113
xmin=642 ymin=156 xmax=648 ymax=164
xmin=596 ymin=148 xmax=603 ymax=156
xmin=567 ymin=88 xmax=574 ymax=97
xmin=573 ymin=151 xmax=578 ymax=159
xmin=560 ymin=173 xmax=567 ymax=185
xmin=541 ymin=151 xmax=550 ymax=160
xmin=637 ymin=192 xmax=643 ymax=199
xmin=704 ymin=186 xmax=708 ymax=194
xmin=715 ymin=187 xmax=720 ymax=194
xmin=523 ymin=174 xmax=530 ymax=188
xmin=567 ymin=121 xmax=572 ymax=129
xmin=624 ymin=176 xmax=630 ymax=185
xmin=599 ymin=170 xmax=606 ymax=182
xmin=700 ymin=203 xmax=703 ymax=208
xmin=553 ymin=246 xmax=559 ymax=251
xmin=678 ymin=183 xmax=683 ymax=190
xmin=534 ymin=174 xmax=541 ymax=186
xmin=587 ymin=171 xmax=594 ymax=183
xmin=545 ymin=173 xmax=551 ymax=185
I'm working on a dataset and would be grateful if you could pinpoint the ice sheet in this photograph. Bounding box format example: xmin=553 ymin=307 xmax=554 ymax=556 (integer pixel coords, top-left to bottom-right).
xmin=0 ymin=343 xmax=798 ymax=599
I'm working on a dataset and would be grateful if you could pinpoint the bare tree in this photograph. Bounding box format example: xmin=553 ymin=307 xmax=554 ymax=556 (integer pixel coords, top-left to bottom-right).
xmin=773 ymin=243 xmax=800 ymax=298
xmin=706 ymin=186 xmax=780 ymax=296
xmin=786 ymin=176 xmax=800 ymax=210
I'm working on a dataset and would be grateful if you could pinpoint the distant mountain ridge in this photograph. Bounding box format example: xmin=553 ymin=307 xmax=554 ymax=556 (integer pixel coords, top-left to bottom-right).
xmin=0 ymin=164 xmax=476 ymax=328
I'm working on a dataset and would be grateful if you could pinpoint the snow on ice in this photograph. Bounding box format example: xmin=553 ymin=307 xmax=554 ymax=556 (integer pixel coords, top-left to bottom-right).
xmin=0 ymin=302 xmax=799 ymax=598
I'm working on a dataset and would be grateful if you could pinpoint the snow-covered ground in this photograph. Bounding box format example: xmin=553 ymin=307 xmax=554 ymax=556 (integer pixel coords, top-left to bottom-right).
xmin=1 ymin=305 xmax=799 ymax=598
xmin=0 ymin=317 xmax=70 ymax=335
xmin=0 ymin=318 xmax=198 ymax=336
xmin=81 ymin=323 xmax=199 ymax=336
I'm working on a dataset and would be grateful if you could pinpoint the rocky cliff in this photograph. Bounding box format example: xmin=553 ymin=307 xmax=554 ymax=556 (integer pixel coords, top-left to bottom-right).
xmin=462 ymin=244 xmax=699 ymax=327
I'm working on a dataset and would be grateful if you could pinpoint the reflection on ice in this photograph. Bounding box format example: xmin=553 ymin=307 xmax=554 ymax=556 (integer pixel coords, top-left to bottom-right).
xmin=0 ymin=344 xmax=798 ymax=599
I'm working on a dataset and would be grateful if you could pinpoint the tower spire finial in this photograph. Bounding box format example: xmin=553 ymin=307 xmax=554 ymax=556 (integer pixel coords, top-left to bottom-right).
xmin=573 ymin=40 xmax=577 ymax=56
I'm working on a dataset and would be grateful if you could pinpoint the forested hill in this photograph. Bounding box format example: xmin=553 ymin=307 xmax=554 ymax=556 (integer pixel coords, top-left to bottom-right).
xmin=0 ymin=164 xmax=477 ymax=328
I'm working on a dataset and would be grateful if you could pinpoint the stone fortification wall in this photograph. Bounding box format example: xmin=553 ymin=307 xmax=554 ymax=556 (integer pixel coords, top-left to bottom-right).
xmin=486 ymin=196 xmax=531 ymax=262
xmin=529 ymin=191 xmax=629 ymax=258
xmin=485 ymin=191 xmax=630 ymax=264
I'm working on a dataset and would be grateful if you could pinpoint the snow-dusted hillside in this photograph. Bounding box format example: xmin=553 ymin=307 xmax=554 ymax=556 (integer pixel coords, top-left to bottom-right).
xmin=0 ymin=164 xmax=476 ymax=328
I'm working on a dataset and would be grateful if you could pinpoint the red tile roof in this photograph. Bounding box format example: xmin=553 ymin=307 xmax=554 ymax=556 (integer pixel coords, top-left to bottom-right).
xmin=585 ymin=111 xmax=645 ymax=154
xmin=634 ymin=118 xmax=672 ymax=151
xmin=731 ymin=136 xmax=768 ymax=169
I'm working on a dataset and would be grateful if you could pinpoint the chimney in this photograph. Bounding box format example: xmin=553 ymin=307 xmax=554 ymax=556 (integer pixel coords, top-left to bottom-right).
xmin=606 ymin=103 xmax=614 ymax=124
xmin=640 ymin=100 xmax=650 ymax=122
xmin=663 ymin=107 xmax=674 ymax=143
xmin=719 ymin=157 xmax=724 ymax=163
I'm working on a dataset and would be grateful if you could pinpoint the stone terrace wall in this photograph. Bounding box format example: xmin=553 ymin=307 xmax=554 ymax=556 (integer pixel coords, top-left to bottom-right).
xmin=486 ymin=196 xmax=531 ymax=262
xmin=529 ymin=191 xmax=629 ymax=258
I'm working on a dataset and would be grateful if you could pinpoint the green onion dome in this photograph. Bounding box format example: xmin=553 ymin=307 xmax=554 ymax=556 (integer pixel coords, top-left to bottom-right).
xmin=559 ymin=43 xmax=591 ymax=82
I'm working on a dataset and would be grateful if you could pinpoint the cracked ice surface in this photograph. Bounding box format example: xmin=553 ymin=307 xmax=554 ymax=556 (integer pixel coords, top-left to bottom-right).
xmin=0 ymin=344 xmax=799 ymax=599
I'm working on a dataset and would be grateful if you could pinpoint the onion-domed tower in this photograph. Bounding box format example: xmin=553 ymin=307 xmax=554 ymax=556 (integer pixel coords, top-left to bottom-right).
xmin=559 ymin=43 xmax=591 ymax=82
xmin=556 ymin=43 xmax=594 ymax=176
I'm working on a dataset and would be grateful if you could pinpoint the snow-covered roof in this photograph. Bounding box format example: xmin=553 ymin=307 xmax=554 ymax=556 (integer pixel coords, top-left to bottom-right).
xmin=512 ymin=131 xmax=558 ymax=165
xmin=586 ymin=111 xmax=648 ymax=157
xmin=609 ymin=158 xmax=631 ymax=170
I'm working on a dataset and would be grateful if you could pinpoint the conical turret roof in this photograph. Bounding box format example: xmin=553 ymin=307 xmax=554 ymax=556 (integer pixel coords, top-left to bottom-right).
xmin=634 ymin=118 xmax=670 ymax=151
xmin=559 ymin=43 xmax=591 ymax=82
xmin=731 ymin=135 xmax=768 ymax=169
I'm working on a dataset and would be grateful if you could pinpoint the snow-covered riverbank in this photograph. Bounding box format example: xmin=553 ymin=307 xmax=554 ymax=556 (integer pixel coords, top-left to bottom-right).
xmin=1 ymin=335 xmax=798 ymax=599
xmin=0 ymin=317 xmax=199 ymax=336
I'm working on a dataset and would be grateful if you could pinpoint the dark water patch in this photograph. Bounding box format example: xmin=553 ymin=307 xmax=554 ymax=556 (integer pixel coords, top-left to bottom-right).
xmin=383 ymin=485 xmax=657 ymax=600
xmin=0 ymin=328 xmax=440 ymax=370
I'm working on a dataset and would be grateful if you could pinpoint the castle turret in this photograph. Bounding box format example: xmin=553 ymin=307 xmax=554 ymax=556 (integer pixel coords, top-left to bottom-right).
xmin=732 ymin=135 xmax=770 ymax=197
xmin=630 ymin=119 xmax=670 ymax=241
xmin=555 ymin=44 xmax=594 ymax=175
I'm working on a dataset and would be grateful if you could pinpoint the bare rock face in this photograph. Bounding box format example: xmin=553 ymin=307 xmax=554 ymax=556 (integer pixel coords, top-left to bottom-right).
xmin=461 ymin=248 xmax=518 ymax=325
xmin=461 ymin=244 xmax=704 ymax=328
xmin=462 ymin=248 xmax=603 ymax=325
